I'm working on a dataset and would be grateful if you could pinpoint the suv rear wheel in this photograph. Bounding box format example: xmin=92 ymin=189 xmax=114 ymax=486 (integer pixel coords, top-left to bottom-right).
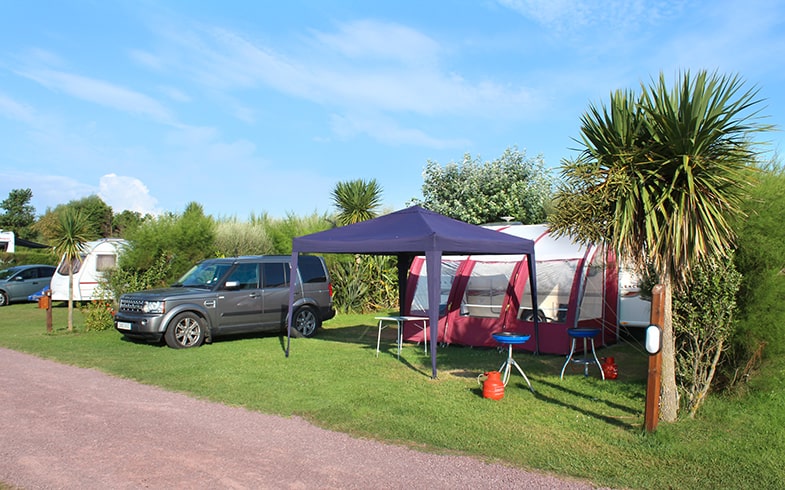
xmin=293 ymin=305 xmax=320 ymax=338
xmin=165 ymin=312 xmax=205 ymax=348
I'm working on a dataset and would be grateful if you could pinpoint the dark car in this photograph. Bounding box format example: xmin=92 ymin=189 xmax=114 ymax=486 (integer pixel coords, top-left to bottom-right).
xmin=0 ymin=264 xmax=56 ymax=306
xmin=114 ymin=255 xmax=335 ymax=348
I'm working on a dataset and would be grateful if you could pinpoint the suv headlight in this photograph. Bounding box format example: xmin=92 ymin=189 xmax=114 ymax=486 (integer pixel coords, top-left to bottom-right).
xmin=142 ymin=300 xmax=165 ymax=314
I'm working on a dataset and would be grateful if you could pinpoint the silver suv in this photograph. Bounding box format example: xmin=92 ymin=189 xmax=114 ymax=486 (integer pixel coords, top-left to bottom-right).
xmin=114 ymin=255 xmax=335 ymax=348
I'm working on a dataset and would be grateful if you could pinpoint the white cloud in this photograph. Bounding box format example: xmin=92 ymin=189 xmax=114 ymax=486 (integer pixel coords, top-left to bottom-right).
xmin=330 ymin=113 xmax=470 ymax=149
xmin=309 ymin=20 xmax=441 ymax=67
xmin=150 ymin=19 xmax=542 ymax=122
xmin=17 ymin=68 xmax=177 ymax=125
xmin=0 ymin=92 xmax=38 ymax=124
xmin=98 ymin=174 xmax=160 ymax=215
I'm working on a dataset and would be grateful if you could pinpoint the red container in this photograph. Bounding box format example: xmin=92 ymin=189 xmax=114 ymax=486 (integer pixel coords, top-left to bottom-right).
xmin=480 ymin=371 xmax=505 ymax=400
xmin=601 ymin=357 xmax=618 ymax=380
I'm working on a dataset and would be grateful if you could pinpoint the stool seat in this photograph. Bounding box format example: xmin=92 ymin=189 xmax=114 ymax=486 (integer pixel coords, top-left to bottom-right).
xmin=492 ymin=332 xmax=531 ymax=344
xmin=492 ymin=332 xmax=534 ymax=392
xmin=560 ymin=328 xmax=605 ymax=380
xmin=567 ymin=328 xmax=601 ymax=338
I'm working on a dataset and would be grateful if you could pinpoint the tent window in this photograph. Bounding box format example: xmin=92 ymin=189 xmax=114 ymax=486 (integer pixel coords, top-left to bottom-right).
xmin=462 ymin=261 xmax=515 ymax=318
xmin=411 ymin=259 xmax=459 ymax=316
xmin=520 ymin=260 xmax=576 ymax=323
xmin=578 ymin=251 xmax=605 ymax=321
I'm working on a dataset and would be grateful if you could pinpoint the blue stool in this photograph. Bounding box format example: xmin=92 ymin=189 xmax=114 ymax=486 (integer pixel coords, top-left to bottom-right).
xmin=560 ymin=328 xmax=605 ymax=380
xmin=492 ymin=332 xmax=534 ymax=392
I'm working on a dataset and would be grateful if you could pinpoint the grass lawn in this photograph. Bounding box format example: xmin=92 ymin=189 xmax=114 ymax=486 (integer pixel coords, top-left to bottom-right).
xmin=2 ymin=303 xmax=784 ymax=489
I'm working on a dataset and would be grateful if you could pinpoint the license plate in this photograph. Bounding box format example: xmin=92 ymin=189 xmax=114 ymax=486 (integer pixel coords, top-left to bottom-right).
xmin=116 ymin=321 xmax=132 ymax=331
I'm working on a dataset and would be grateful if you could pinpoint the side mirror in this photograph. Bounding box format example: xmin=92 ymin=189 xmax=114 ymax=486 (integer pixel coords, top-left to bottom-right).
xmin=224 ymin=280 xmax=240 ymax=290
xmin=645 ymin=325 xmax=662 ymax=355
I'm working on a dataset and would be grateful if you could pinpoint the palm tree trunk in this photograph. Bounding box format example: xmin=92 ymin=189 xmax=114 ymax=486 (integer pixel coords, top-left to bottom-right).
xmin=67 ymin=270 xmax=74 ymax=332
xmin=660 ymin=280 xmax=679 ymax=421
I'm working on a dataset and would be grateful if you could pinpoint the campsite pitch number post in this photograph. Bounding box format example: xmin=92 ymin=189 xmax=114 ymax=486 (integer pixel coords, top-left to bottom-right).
xmin=644 ymin=285 xmax=665 ymax=433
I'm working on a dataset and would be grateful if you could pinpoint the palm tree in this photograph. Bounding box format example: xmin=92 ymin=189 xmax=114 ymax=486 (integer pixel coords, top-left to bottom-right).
xmin=550 ymin=70 xmax=771 ymax=421
xmin=330 ymin=179 xmax=382 ymax=226
xmin=52 ymin=208 xmax=93 ymax=332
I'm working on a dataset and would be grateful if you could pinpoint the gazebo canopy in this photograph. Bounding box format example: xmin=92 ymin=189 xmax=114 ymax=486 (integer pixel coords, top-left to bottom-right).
xmin=286 ymin=205 xmax=538 ymax=378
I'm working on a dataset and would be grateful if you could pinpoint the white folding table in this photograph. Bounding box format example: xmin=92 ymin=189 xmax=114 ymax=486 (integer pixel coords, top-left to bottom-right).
xmin=374 ymin=316 xmax=429 ymax=358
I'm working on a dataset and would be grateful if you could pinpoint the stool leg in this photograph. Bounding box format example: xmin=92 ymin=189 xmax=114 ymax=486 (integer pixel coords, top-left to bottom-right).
xmin=590 ymin=338 xmax=605 ymax=380
xmin=509 ymin=357 xmax=535 ymax=393
xmin=396 ymin=321 xmax=402 ymax=359
xmin=376 ymin=320 xmax=383 ymax=357
xmin=499 ymin=344 xmax=513 ymax=386
xmin=422 ymin=321 xmax=427 ymax=354
xmin=560 ymin=338 xmax=577 ymax=379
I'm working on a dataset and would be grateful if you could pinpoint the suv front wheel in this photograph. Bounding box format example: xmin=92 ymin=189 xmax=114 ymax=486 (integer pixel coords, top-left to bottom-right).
xmin=165 ymin=312 xmax=206 ymax=348
xmin=293 ymin=305 xmax=320 ymax=338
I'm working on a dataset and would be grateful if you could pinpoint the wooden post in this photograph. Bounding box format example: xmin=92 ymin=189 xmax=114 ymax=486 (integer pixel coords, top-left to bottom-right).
xmin=46 ymin=289 xmax=53 ymax=333
xmin=644 ymin=284 xmax=664 ymax=432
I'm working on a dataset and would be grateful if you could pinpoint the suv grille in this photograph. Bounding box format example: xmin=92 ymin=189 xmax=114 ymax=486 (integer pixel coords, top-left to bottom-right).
xmin=119 ymin=297 xmax=145 ymax=312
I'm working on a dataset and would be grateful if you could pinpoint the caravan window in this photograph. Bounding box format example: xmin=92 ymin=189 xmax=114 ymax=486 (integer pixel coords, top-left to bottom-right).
xmin=57 ymin=254 xmax=86 ymax=275
xmin=96 ymin=254 xmax=117 ymax=272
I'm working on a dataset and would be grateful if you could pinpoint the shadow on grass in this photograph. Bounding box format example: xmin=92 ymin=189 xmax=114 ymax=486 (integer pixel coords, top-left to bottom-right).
xmin=530 ymin=381 xmax=642 ymax=431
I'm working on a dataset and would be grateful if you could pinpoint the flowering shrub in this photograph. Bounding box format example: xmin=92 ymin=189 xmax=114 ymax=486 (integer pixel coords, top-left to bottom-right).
xmin=81 ymin=299 xmax=116 ymax=332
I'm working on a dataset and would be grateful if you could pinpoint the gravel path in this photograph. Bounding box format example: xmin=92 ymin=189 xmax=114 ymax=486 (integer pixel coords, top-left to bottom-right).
xmin=0 ymin=347 xmax=602 ymax=489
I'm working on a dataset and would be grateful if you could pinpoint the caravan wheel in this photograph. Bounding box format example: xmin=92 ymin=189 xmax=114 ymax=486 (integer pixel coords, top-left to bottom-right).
xmin=165 ymin=312 xmax=205 ymax=348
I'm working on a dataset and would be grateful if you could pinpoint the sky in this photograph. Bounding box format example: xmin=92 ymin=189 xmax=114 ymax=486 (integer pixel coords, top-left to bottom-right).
xmin=1 ymin=0 xmax=783 ymax=220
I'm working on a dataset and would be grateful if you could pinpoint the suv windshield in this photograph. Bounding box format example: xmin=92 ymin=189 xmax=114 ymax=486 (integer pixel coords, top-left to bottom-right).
xmin=175 ymin=262 xmax=232 ymax=288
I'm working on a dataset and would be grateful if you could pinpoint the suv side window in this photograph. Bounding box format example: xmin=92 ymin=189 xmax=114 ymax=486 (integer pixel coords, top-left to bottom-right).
xmin=225 ymin=263 xmax=259 ymax=290
xmin=262 ymin=262 xmax=289 ymax=288
xmin=299 ymin=256 xmax=327 ymax=283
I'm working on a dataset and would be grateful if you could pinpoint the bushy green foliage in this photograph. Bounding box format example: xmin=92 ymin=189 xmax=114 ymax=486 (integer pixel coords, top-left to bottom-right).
xmin=121 ymin=202 xmax=215 ymax=282
xmin=414 ymin=146 xmax=553 ymax=225
xmin=331 ymin=255 xmax=398 ymax=313
xmin=733 ymin=161 xmax=785 ymax=363
xmin=0 ymin=250 xmax=57 ymax=267
xmin=674 ymin=255 xmax=741 ymax=416
xmin=104 ymin=251 xmax=173 ymax=298
xmin=80 ymin=298 xmax=116 ymax=331
xmin=253 ymin=211 xmax=332 ymax=254
xmin=213 ymin=219 xmax=275 ymax=256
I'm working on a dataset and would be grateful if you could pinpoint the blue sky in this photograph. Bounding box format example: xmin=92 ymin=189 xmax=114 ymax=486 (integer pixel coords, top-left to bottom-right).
xmin=1 ymin=0 xmax=783 ymax=219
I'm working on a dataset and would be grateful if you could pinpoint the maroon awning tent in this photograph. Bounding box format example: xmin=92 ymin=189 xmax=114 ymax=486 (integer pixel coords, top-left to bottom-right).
xmin=286 ymin=205 xmax=538 ymax=379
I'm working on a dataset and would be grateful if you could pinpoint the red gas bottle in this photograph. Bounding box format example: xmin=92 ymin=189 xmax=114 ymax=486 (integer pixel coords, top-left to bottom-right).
xmin=479 ymin=371 xmax=505 ymax=400
xmin=601 ymin=357 xmax=618 ymax=380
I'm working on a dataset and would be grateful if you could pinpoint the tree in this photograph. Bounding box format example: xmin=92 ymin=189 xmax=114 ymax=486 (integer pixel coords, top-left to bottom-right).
xmin=329 ymin=179 xmax=397 ymax=312
xmin=0 ymin=188 xmax=36 ymax=237
xmin=730 ymin=158 xmax=785 ymax=387
xmin=52 ymin=208 xmax=94 ymax=332
xmin=35 ymin=195 xmax=114 ymax=242
xmin=112 ymin=210 xmax=148 ymax=237
xmin=120 ymin=202 xmax=215 ymax=284
xmin=673 ymin=255 xmax=741 ymax=417
xmin=414 ymin=147 xmax=553 ymax=225
xmin=330 ymin=179 xmax=382 ymax=226
xmin=549 ymin=70 xmax=771 ymax=421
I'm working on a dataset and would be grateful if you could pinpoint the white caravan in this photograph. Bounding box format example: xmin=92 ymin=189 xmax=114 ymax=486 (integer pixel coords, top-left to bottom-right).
xmin=618 ymin=266 xmax=652 ymax=327
xmin=0 ymin=230 xmax=16 ymax=253
xmin=50 ymin=238 xmax=128 ymax=301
